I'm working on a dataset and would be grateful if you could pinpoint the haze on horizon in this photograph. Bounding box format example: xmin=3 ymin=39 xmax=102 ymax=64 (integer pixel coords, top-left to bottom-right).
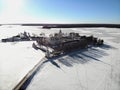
xmin=0 ymin=0 xmax=120 ymax=24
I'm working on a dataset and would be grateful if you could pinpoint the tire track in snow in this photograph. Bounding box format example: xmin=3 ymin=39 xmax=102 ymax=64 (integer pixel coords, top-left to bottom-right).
xmin=84 ymin=64 xmax=88 ymax=90
xmin=75 ymin=65 xmax=84 ymax=90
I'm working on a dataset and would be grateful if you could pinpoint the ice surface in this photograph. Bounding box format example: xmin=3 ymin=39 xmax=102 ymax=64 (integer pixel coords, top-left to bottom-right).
xmin=26 ymin=28 xmax=120 ymax=90
xmin=0 ymin=26 xmax=120 ymax=90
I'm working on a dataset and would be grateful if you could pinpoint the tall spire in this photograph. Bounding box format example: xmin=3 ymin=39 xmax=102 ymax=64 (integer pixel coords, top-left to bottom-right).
xmin=59 ymin=29 xmax=62 ymax=34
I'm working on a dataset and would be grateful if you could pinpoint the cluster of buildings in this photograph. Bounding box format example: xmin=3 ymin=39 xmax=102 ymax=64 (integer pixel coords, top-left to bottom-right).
xmin=33 ymin=30 xmax=104 ymax=58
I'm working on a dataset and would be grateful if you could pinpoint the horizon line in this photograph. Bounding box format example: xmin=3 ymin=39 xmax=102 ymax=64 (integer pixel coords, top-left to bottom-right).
xmin=0 ymin=23 xmax=120 ymax=25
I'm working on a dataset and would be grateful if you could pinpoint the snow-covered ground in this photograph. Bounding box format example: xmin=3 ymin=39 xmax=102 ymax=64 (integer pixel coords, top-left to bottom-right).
xmin=0 ymin=25 xmax=45 ymax=90
xmin=26 ymin=28 xmax=120 ymax=90
xmin=0 ymin=26 xmax=120 ymax=90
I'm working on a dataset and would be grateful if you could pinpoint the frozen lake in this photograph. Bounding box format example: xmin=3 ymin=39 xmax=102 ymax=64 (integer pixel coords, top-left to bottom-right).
xmin=0 ymin=26 xmax=120 ymax=90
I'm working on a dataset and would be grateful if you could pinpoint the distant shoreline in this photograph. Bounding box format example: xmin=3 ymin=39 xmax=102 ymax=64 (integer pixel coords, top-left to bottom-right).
xmin=0 ymin=24 xmax=120 ymax=28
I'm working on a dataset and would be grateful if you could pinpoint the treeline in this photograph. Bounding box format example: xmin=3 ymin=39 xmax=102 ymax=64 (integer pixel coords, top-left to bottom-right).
xmin=22 ymin=24 xmax=120 ymax=28
xmin=1 ymin=24 xmax=120 ymax=28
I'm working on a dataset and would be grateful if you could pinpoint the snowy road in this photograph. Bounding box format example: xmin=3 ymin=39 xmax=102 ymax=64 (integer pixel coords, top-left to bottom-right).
xmin=26 ymin=28 xmax=120 ymax=90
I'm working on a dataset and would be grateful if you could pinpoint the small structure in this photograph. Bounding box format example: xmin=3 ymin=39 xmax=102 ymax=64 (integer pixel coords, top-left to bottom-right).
xmin=1 ymin=31 xmax=42 ymax=42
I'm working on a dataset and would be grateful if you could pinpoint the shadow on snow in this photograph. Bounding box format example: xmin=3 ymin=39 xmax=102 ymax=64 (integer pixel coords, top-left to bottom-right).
xmin=44 ymin=43 xmax=116 ymax=68
xmin=19 ymin=43 xmax=115 ymax=90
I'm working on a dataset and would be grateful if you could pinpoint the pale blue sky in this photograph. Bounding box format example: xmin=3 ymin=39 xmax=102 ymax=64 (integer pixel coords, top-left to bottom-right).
xmin=0 ymin=0 xmax=120 ymax=24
